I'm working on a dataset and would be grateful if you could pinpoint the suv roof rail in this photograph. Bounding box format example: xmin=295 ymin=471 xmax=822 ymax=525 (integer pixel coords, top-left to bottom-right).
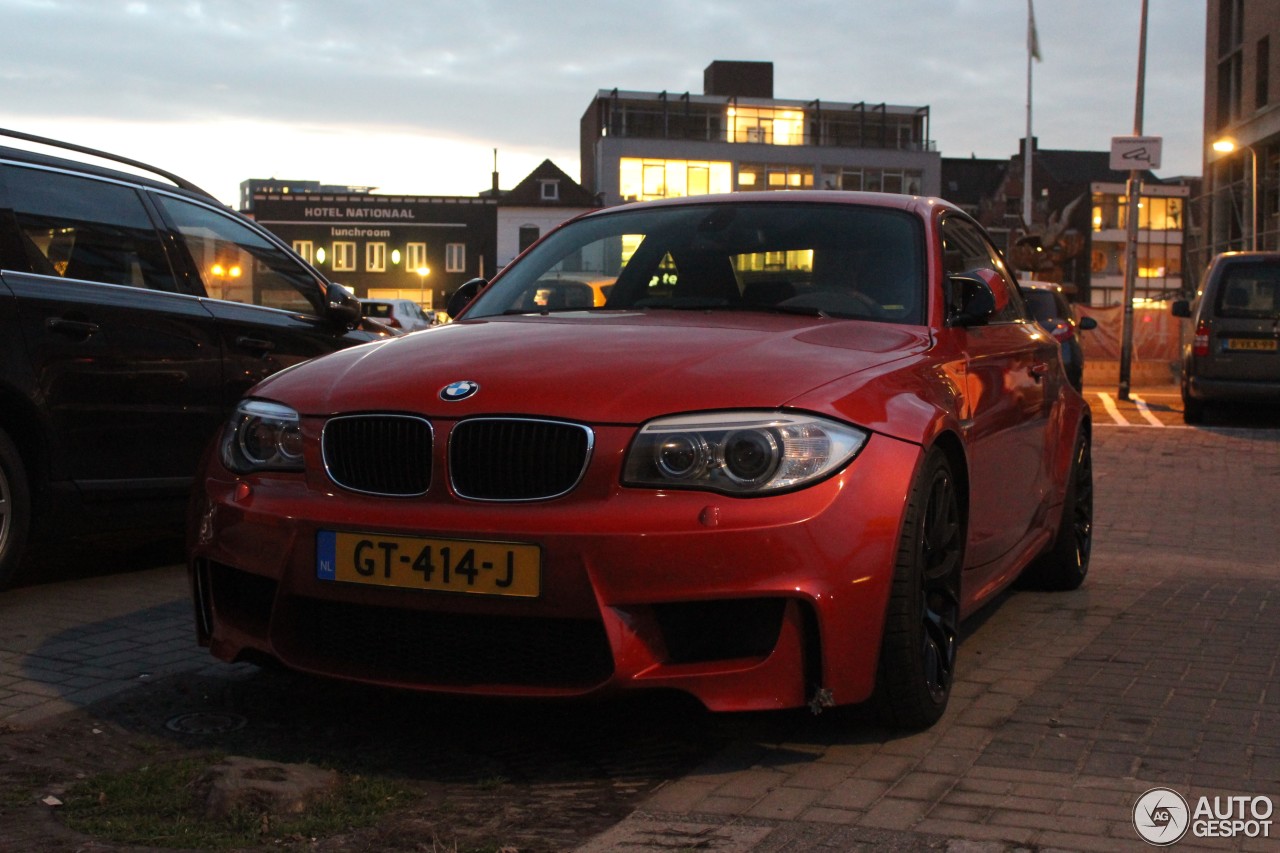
xmin=0 ymin=126 xmax=216 ymax=200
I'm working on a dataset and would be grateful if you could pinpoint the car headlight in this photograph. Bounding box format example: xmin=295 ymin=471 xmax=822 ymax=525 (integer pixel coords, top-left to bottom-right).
xmin=220 ymin=399 xmax=305 ymax=473
xmin=623 ymin=411 xmax=868 ymax=495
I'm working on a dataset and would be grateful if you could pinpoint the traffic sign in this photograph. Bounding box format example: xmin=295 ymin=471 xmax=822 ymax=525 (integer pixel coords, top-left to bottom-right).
xmin=1111 ymin=136 xmax=1162 ymax=171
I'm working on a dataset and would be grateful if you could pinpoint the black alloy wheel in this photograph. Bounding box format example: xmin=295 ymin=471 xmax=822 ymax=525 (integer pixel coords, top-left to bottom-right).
xmin=873 ymin=450 xmax=963 ymax=729
xmin=1023 ymin=430 xmax=1093 ymax=591
xmin=0 ymin=428 xmax=32 ymax=589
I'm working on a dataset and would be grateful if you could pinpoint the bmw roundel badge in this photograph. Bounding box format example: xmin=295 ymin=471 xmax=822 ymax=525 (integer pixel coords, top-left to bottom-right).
xmin=439 ymin=380 xmax=480 ymax=402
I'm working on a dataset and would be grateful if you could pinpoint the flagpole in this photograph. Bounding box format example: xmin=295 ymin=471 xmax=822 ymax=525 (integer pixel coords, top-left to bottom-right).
xmin=1023 ymin=0 xmax=1035 ymax=229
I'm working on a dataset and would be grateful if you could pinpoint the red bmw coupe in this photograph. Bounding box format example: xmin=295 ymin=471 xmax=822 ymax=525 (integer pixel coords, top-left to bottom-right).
xmin=189 ymin=192 xmax=1092 ymax=729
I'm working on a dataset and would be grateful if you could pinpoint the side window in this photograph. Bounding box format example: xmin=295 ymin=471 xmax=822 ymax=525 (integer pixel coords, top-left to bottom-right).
xmin=1 ymin=164 xmax=175 ymax=290
xmin=152 ymin=194 xmax=324 ymax=315
xmin=939 ymin=215 xmax=1024 ymax=324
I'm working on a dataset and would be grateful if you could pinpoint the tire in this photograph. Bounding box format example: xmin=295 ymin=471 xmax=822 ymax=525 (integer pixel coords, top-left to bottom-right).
xmin=872 ymin=450 xmax=963 ymax=730
xmin=0 ymin=428 xmax=32 ymax=589
xmin=1024 ymin=430 xmax=1093 ymax=591
xmin=1182 ymin=389 xmax=1204 ymax=424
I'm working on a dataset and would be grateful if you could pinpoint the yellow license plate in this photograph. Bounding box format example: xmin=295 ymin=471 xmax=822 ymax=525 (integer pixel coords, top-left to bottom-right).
xmin=1225 ymin=338 xmax=1278 ymax=351
xmin=316 ymin=531 xmax=541 ymax=598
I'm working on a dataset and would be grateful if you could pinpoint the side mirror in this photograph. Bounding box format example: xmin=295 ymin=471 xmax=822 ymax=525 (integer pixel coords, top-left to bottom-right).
xmin=447 ymin=277 xmax=487 ymax=319
xmin=325 ymin=282 xmax=362 ymax=328
xmin=947 ymin=272 xmax=997 ymax=327
xmin=1078 ymin=315 xmax=1098 ymax=331
xmin=1171 ymin=299 xmax=1192 ymax=318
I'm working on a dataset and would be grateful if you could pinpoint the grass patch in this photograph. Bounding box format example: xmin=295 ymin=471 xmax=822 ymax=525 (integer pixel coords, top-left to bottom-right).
xmin=59 ymin=753 xmax=415 ymax=849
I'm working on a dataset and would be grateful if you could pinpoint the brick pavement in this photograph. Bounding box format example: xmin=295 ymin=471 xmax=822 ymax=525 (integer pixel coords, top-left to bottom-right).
xmin=0 ymin=566 xmax=251 ymax=725
xmin=580 ymin=422 xmax=1280 ymax=852
xmin=2 ymin=415 xmax=1278 ymax=851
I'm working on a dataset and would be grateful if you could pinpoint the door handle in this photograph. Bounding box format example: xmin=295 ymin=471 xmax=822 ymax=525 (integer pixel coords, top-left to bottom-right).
xmin=45 ymin=317 xmax=101 ymax=340
xmin=1029 ymin=362 xmax=1050 ymax=382
xmin=235 ymin=336 xmax=277 ymax=354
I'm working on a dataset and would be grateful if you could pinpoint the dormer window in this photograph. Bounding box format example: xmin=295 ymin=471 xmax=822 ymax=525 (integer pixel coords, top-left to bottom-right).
xmin=540 ymin=180 xmax=560 ymax=201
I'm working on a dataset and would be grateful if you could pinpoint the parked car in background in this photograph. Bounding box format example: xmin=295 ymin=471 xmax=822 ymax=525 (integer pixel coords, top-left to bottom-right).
xmin=1020 ymin=281 xmax=1097 ymax=391
xmin=190 ymin=191 xmax=1092 ymax=730
xmin=0 ymin=128 xmax=390 ymax=588
xmin=1172 ymin=251 xmax=1280 ymax=423
xmin=359 ymin=298 xmax=433 ymax=331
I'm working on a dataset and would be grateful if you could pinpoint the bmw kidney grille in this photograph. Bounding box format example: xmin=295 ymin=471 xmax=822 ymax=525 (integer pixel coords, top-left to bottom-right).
xmin=321 ymin=415 xmax=591 ymax=500
xmin=322 ymin=415 xmax=433 ymax=496
xmin=449 ymin=418 xmax=593 ymax=501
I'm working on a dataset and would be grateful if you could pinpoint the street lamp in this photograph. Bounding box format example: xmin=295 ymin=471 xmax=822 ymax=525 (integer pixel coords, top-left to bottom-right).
xmin=1212 ymin=136 xmax=1258 ymax=251
xmin=416 ymin=265 xmax=430 ymax=314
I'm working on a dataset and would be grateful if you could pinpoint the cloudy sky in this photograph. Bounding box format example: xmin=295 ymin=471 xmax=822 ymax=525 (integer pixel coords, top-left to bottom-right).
xmin=1 ymin=0 xmax=1205 ymax=207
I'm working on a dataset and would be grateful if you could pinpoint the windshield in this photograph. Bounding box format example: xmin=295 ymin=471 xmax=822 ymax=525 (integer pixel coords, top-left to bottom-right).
xmin=467 ymin=202 xmax=926 ymax=324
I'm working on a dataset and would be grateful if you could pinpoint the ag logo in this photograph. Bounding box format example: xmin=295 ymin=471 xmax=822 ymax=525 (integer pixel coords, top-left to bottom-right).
xmin=439 ymin=380 xmax=479 ymax=402
xmin=1134 ymin=787 xmax=1190 ymax=845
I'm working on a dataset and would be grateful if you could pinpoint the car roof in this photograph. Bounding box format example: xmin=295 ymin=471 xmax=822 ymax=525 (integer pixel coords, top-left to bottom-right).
xmin=0 ymin=127 xmax=218 ymax=201
xmin=580 ymin=189 xmax=953 ymax=218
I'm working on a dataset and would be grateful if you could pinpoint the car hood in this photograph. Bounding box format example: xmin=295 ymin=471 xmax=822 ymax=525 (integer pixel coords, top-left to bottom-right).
xmin=253 ymin=311 xmax=932 ymax=424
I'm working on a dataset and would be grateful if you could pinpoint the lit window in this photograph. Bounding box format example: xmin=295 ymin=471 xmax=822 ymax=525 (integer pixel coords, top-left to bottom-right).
xmin=366 ymin=242 xmax=387 ymax=273
xmin=292 ymin=240 xmax=314 ymax=265
xmin=619 ymin=158 xmax=732 ymax=201
xmin=445 ymin=242 xmax=465 ymax=273
xmin=406 ymin=242 xmax=427 ymax=270
xmin=728 ymin=107 xmax=805 ymax=146
xmin=332 ymin=241 xmax=356 ymax=272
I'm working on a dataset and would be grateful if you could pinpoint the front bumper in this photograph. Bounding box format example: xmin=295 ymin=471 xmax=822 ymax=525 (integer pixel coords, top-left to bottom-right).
xmin=189 ymin=431 xmax=921 ymax=713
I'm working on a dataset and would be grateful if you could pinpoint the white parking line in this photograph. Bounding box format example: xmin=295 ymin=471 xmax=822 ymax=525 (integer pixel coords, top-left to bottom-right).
xmin=1129 ymin=394 xmax=1166 ymax=427
xmin=1096 ymin=392 xmax=1129 ymax=426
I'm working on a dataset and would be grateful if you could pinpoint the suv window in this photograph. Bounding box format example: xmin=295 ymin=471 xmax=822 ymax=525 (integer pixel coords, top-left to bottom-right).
xmin=1216 ymin=265 xmax=1280 ymax=319
xmin=2 ymin=164 xmax=175 ymax=289
xmin=153 ymin=194 xmax=324 ymax=316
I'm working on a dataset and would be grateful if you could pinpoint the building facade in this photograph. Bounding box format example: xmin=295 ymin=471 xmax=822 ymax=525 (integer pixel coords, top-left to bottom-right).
xmin=580 ymin=60 xmax=940 ymax=206
xmin=246 ymin=191 xmax=497 ymax=311
xmin=1200 ymin=0 xmax=1280 ymax=273
xmin=942 ymin=145 xmax=1190 ymax=306
xmin=486 ymin=159 xmax=601 ymax=270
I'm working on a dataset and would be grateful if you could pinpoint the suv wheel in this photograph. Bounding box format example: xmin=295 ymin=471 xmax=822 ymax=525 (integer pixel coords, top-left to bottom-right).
xmin=0 ymin=428 xmax=32 ymax=589
xmin=1182 ymin=380 xmax=1204 ymax=424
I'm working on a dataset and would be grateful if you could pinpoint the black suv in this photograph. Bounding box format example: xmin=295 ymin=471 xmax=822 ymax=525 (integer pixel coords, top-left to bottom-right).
xmin=0 ymin=129 xmax=388 ymax=587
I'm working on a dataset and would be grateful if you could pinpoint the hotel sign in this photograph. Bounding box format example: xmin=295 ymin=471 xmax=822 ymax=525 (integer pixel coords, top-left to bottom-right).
xmin=302 ymin=206 xmax=417 ymax=220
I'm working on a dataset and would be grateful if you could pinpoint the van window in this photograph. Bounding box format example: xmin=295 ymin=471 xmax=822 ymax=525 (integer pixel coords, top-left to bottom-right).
xmin=2 ymin=164 xmax=175 ymax=290
xmin=1217 ymin=265 xmax=1280 ymax=318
